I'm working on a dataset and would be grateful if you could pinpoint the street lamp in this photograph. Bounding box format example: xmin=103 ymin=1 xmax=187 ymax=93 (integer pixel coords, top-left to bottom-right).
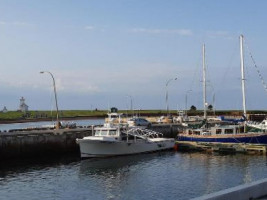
xmin=185 ymin=90 xmax=192 ymax=115
xmin=40 ymin=71 xmax=60 ymax=129
xmin=165 ymin=77 xmax=177 ymax=115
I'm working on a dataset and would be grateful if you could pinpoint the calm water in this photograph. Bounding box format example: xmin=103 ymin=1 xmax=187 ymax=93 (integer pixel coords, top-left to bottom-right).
xmin=0 ymin=152 xmax=267 ymax=200
xmin=0 ymin=119 xmax=104 ymax=131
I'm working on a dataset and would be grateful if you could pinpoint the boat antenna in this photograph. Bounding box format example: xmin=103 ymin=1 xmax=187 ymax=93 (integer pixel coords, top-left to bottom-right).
xmin=202 ymin=44 xmax=207 ymax=120
xmin=240 ymin=35 xmax=247 ymax=119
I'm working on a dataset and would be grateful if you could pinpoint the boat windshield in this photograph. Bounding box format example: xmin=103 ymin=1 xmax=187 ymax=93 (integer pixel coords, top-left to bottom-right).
xmin=95 ymin=129 xmax=117 ymax=136
xmin=109 ymin=130 xmax=117 ymax=136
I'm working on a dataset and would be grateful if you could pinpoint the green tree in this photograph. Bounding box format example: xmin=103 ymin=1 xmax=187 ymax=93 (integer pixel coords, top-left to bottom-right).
xmin=208 ymin=104 xmax=213 ymax=111
xmin=190 ymin=105 xmax=197 ymax=111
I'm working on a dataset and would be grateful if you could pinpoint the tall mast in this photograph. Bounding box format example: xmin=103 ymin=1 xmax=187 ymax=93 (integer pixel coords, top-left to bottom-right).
xmin=203 ymin=44 xmax=207 ymax=120
xmin=240 ymin=35 xmax=247 ymax=118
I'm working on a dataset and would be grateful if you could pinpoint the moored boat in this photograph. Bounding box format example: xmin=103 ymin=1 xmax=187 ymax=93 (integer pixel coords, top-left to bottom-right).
xmin=178 ymin=124 xmax=267 ymax=144
xmin=247 ymin=119 xmax=267 ymax=131
xmin=76 ymin=113 xmax=175 ymax=158
xmin=177 ymin=35 xmax=267 ymax=146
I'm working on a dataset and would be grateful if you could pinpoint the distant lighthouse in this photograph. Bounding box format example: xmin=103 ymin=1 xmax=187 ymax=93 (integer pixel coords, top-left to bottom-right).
xmin=19 ymin=97 xmax=29 ymax=112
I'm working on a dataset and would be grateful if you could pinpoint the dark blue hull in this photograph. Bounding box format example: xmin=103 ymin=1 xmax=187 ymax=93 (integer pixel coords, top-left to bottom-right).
xmin=177 ymin=133 xmax=267 ymax=144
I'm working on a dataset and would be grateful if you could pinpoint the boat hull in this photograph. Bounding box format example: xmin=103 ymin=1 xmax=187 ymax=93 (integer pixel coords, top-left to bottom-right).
xmin=76 ymin=138 xmax=175 ymax=158
xmin=177 ymin=133 xmax=267 ymax=144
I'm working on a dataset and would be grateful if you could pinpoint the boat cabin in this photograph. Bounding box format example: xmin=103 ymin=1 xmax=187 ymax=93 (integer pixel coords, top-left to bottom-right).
xmin=186 ymin=128 xmax=211 ymax=136
xmin=185 ymin=125 xmax=244 ymax=136
xmin=105 ymin=112 xmax=124 ymax=124
xmin=210 ymin=125 xmax=244 ymax=135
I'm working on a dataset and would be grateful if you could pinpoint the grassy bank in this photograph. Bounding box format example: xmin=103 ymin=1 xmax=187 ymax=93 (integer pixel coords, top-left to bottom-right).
xmin=0 ymin=109 xmax=266 ymax=123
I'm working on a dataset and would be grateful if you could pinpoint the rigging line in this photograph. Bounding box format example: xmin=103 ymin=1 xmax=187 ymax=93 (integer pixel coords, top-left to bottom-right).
xmin=190 ymin=53 xmax=202 ymax=91
xmin=205 ymin=62 xmax=215 ymax=103
xmin=218 ymin=41 xmax=239 ymax=94
xmin=244 ymin=40 xmax=267 ymax=94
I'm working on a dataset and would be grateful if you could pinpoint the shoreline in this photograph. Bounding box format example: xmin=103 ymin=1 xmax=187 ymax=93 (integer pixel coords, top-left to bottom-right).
xmin=0 ymin=116 xmax=105 ymax=124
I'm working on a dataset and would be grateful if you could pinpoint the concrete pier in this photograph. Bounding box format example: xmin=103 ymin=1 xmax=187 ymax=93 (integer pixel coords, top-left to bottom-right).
xmin=0 ymin=128 xmax=92 ymax=159
xmin=150 ymin=124 xmax=182 ymax=138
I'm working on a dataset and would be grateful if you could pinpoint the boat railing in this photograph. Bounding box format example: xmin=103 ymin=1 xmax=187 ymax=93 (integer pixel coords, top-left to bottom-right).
xmin=126 ymin=127 xmax=163 ymax=139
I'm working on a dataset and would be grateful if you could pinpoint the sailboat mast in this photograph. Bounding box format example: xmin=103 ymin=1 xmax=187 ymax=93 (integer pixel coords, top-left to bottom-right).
xmin=203 ymin=44 xmax=207 ymax=120
xmin=240 ymin=35 xmax=247 ymax=118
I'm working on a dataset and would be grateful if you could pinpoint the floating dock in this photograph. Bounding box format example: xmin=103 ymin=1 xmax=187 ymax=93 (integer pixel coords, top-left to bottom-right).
xmin=175 ymin=141 xmax=267 ymax=155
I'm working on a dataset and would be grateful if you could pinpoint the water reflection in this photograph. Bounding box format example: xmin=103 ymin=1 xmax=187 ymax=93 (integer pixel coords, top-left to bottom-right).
xmin=176 ymin=152 xmax=267 ymax=197
xmin=0 ymin=152 xmax=267 ymax=200
xmin=0 ymin=155 xmax=80 ymax=179
xmin=79 ymin=152 xmax=170 ymax=176
xmin=79 ymin=152 xmax=176 ymax=200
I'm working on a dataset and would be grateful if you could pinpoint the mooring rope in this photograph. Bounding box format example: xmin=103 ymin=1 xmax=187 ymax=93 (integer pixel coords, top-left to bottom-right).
xmin=245 ymin=40 xmax=267 ymax=94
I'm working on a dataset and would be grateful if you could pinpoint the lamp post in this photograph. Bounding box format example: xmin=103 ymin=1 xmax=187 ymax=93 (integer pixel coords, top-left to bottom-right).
xmin=165 ymin=77 xmax=177 ymax=115
xmin=40 ymin=71 xmax=60 ymax=129
xmin=185 ymin=90 xmax=192 ymax=115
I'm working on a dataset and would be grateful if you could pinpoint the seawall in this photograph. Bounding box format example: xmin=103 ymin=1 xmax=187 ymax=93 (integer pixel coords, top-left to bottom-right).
xmin=0 ymin=128 xmax=93 ymax=160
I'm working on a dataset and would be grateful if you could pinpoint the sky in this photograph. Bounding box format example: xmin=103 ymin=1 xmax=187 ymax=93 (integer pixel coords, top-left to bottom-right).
xmin=0 ymin=0 xmax=267 ymax=111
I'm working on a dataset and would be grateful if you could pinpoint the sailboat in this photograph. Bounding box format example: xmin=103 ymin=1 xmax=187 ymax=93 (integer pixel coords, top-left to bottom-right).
xmin=177 ymin=35 xmax=267 ymax=145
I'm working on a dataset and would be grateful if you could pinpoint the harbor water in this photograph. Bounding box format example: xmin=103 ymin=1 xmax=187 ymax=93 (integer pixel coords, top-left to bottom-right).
xmin=1 ymin=120 xmax=267 ymax=199
xmin=0 ymin=119 xmax=104 ymax=131
xmin=0 ymin=151 xmax=267 ymax=200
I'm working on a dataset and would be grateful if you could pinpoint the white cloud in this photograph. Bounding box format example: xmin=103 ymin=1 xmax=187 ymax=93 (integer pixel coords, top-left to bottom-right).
xmin=130 ymin=28 xmax=193 ymax=36
xmin=12 ymin=21 xmax=33 ymax=26
xmin=0 ymin=20 xmax=33 ymax=27
xmin=0 ymin=62 xmax=182 ymax=99
xmin=84 ymin=25 xmax=95 ymax=30
xmin=206 ymin=31 xmax=234 ymax=39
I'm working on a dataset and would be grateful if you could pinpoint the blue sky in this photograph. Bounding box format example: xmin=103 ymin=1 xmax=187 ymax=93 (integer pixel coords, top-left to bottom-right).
xmin=0 ymin=0 xmax=267 ymax=111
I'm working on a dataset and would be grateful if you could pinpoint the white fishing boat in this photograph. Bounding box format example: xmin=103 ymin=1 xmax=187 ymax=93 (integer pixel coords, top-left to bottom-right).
xmin=76 ymin=113 xmax=175 ymax=158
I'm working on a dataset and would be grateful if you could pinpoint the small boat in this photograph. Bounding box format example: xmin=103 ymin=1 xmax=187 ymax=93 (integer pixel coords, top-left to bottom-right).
xmin=247 ymin=119 xmax=267 ymax=131
xmin=76 ymin=113 xmax=175 ymax=158
xmin=177 ymin=35 xmax=267 ymax=145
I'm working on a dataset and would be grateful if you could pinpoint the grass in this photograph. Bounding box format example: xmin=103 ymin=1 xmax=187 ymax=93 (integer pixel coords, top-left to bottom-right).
xmin=0 ymin=109 xmax=266 ymax=122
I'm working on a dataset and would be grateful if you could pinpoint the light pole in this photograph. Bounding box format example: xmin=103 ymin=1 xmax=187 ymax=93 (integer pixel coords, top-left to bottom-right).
xmin=165 ymin=77 xmax=177 ymax=115
xmin=40 ymin=71 xmax=60 ymax=129
xmin=185 ymin=90 xmax=192 ymax=115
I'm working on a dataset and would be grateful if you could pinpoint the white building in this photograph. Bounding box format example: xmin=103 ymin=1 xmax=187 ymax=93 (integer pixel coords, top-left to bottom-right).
xmin=19 ymin=97 xmax=29 ymax=112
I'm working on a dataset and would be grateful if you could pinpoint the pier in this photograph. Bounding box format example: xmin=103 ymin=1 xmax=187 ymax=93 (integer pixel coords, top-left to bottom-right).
xmin=0 ymin=127 xmax=93 ymax=160
xmin=175 ymin=141 xmax=267 ymax=155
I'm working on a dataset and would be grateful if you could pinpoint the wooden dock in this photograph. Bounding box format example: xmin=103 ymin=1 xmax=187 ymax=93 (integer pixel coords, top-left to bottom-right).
xmin=175 ymin=141 xmax=267 ymax=155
